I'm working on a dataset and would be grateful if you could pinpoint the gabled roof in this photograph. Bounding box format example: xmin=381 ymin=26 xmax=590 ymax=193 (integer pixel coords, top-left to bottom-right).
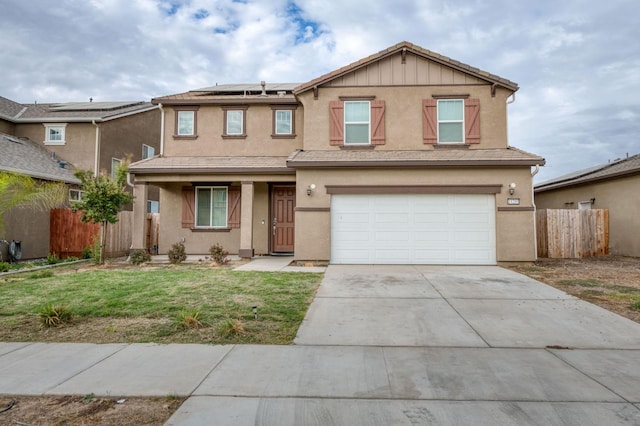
xmin=535 ymin=154 xmax=640 ymax=192
xmin=0 ymin=96 xmax=157 ymax=123
xmin=294 ymin=41 xmax=519 ymax=95
xmin=287 ymin=147 xmax=544 ymax=168
xmin=0 ymin=133 xmax=81 ymax=184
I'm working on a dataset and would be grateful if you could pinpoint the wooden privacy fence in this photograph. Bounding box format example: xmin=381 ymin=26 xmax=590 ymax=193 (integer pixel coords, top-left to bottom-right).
xmin=50 ymin=208 xmax=134 ymax=258
xmin=536 ymin=209 xmax=609 ymax=258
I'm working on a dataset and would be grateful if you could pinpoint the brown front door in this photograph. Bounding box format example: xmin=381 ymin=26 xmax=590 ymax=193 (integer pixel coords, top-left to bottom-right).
xmin=271 ymin=185 xmax=295 ymax=253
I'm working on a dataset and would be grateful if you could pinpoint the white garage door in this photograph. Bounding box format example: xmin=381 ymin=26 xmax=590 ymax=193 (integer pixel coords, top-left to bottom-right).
xmin=331 ymin=194 xmax=496 ymax=265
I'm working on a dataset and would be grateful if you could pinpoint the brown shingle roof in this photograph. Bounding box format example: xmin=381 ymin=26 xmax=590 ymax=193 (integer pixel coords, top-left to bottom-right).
xmin=294 ymin=41 xmax=519 ymax=95
xmin=129 ymin=156 xmax=294 ymax=175
xmin=535 ymin=154 xmax=640 ymax=192
xmin=287 ymin=147 xmax=544 ymax=168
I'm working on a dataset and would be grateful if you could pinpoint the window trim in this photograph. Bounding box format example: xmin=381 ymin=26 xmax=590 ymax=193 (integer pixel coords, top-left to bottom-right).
xmin=271 ymin=105 xmax=297 ymax=138
xmin=43 ymin=123 xmax=67 ymax=145
xmin=222 ymin=106 xmax=248 ymax=139
xmin=437 ymin=99 xmax=465 ymax=144
xmin=173 ymin=106 xmax=199 ymax=139
xmin=142 ymin=144 xmax=155 ymax=159
xmin=69 ymin=188 xmax=85 ymax=203
xmin=111 ymin=158 xmax=122 ymax=179
xmin=344 ymin=100 xmax=371 ymax=145
xmin=195 ymin=186 xmax=228 ymax=228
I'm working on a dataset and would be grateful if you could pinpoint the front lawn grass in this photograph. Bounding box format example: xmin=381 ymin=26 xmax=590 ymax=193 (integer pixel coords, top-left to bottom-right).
xmin=0 ymin=264 xmax=323 ymax=344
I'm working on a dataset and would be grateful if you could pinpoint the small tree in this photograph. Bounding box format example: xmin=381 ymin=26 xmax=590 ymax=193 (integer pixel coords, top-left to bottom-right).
xmin=73 ymin=163 xmax=134 ymax=263
xmin=0 ymin=171 xmax=67 ymax=236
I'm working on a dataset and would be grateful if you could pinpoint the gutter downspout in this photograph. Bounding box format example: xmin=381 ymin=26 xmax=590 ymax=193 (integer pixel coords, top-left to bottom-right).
xmin=92 ymin=120 xmax=100 ymax=177
xmin=159 ymin=103 xmax=165 ymax=157
xmin=531 ymin=164 xmax=540 ymax=260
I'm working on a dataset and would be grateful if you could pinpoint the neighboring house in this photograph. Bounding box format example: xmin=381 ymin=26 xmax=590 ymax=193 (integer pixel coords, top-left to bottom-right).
xmin=129 ymin=41 xmax=545 ymax=265
xmin=535 ymin=154 xmax=640 ymax=257
xmin=0 ymin=132 xmax=81 ymax=260
xmin=0 ymin=96 xmax=161 ymax=212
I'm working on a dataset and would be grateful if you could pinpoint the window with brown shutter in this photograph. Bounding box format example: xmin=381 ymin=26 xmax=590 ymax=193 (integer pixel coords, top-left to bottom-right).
xmin=423 ymin=98 xmax=480 ymax=144
xmin=181 ymin=185 xmax=241 ymax=229
xmin=329 ymin=99 xmax=385 ymax=146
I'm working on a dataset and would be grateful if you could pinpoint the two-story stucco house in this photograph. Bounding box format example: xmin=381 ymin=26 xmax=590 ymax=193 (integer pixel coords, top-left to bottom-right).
xmin=129 ymin=41 xmax=545 ymax=265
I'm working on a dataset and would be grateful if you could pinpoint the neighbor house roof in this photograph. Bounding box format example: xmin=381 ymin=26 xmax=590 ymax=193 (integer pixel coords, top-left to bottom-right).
xmin=129 ymin=156 xmax=294 ymax=175
xmin=294 ymin=41 xmax=519 ymax=95
xmin=152 ymin=83 xmax=300 ymax=105
xmin=0 ymin=96 xmax=157 ymax=123
xmin=287 ymin=147 xmax=544 ymax=168
xmin=0 ymin=133 xmax=81 ymax=184
xmin=535 ymin=154 xmax=640 ymax=192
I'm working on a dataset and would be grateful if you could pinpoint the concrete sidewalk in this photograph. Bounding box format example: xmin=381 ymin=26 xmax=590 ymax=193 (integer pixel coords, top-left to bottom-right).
xmin=1 ymin=265 xmax=640 ymax=425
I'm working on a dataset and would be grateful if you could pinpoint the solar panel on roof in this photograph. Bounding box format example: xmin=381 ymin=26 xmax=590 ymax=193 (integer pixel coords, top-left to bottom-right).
xmin=48 ymin=101 xmax=144 ymax=111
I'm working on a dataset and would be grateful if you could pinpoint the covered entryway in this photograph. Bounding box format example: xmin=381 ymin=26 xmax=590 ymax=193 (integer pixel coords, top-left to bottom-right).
xmin=271 ymin=185 xmax=296 ymax=253
xmin=330 ymin=194 xmax=496 ymax=265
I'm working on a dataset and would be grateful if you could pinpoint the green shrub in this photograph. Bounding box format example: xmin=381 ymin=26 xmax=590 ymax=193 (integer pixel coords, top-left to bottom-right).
xmin=65 ymin=256 xmax=80 ymax=262
xmin=0 ymin=262 xmax=9 ymax=273
xmin=46 ymin=253 xmax=61 ymax=264
xmin=209 ymin=243 xmax=229 ymax=265
xmin=39 ymin=303 xmax=73 ymax=327
xmin=81 ymin=245 xmax=93 ymax=259
xmin=631 ymin=300 xmax=640 ymax=311
xmin=130 ymin=249 xmax=151 ymax=265
xmin=168 ymin=242 xmax=187 ymax=264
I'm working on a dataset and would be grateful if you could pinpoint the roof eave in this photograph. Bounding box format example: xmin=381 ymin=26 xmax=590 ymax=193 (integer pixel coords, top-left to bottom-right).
xmin=535 ymin=168 xmax=640 ymax=192
xmin=130 ymin=167 xmax=295 ymax=175
xmin=287 ymin=159 xmax=545 ymax=169
xmin=151 ymin=97 xmax=298 ymax=106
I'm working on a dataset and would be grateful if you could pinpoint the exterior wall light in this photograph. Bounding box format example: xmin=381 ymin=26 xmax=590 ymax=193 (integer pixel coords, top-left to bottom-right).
xmin=306 ymin=184 xmax=316 ymax=196
xmin=508 ymin=182 xmax=516 ymax=195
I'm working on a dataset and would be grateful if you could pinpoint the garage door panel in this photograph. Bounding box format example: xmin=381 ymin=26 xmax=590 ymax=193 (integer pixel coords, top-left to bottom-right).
xmin=331 ymin=194 xmax=495 ymax=265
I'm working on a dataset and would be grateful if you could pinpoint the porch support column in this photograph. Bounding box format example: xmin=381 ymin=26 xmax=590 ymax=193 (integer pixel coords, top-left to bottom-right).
xmin=131 ymin=182 xmax=148 ymax=252
xmin=239 ymin=181 xmax=254 ymax=259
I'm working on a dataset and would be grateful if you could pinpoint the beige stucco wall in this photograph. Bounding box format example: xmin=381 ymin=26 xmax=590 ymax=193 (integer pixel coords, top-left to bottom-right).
xmin=297 ymin=85 xmax=511 ymax=151
xmin=294 ymin=166 xmax=537 ymax=263
xmin=162 ymin=104 xmax=303 ymax=157
xmin=0 ymin=118 xmax=15 ymax=135
xmin=535 ymin=175 xmax=640 ymax=257
xmin=3 ymin=208 xmax=50 ymax=260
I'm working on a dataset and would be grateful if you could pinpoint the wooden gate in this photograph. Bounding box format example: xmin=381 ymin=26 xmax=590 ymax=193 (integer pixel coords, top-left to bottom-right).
xmin=536 ymin=209 xmax=609 ymax=258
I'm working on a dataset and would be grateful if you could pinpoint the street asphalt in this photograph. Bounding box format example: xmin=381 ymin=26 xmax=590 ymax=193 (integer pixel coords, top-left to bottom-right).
xmin=1 ymin=258 xmax=639 ymax=425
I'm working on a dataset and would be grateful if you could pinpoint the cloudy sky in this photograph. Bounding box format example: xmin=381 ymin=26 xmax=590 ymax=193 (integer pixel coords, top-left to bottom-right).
xmin=1 ymin=0 xmax=637 ymax=182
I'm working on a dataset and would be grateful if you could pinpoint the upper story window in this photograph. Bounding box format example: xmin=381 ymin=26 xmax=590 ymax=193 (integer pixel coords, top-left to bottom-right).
xmin=174 ymin=106 xmax=199 ymax=138
xmin=196 ymin=186 xmax=228 ymax=228
xmin=329 ymin=99 xmax=385 ymax=147
xmin=422 ymin=97 xmax=480 ymax=145
xmin=111 ymin=158 xmax=122 ymax=179
xmin=344 ymin=101 xmax=370 ymax=145
xmin=142 ymin=144 xmax=155 ymax=159
xmin=44 ymin=123 xmax=67 ymax=145
xmin=437 ymin=99 xmax=464 ymax=144
xmin=271 ymin=105 xmax=297 ymax=138
xmin=222 ymin=106 xmax=248 ymax=138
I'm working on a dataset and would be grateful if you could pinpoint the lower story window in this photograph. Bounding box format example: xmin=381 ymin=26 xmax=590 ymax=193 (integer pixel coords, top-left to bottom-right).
xmin=196 ymin=187 xmax=227 ymax=227
xmin=147 ymin=200 xmax=159 ymax=213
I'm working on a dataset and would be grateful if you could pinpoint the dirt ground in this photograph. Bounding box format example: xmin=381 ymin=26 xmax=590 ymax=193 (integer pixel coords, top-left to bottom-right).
xmin=0 ymin=395 xmax=185 ymax=426
xmin=1 ymin=256 xmax=638 ymax=424
xmin=508 ymin=256 xmax=640 ymax=324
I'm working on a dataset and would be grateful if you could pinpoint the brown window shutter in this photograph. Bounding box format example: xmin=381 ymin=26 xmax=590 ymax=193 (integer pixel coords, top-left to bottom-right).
xmin=465 ymin=98 xmax=480 ymax=144
xmin=422 ymin=99 xmax=437 ymax=144
xmin=227 ymin=187 xmax=241 ymax=229
xmin=329 ymin=100 xmax=344 ymax=146
xmin=371 ymin=100 xmax=386 ymax=145
xmin=181 ymin=186 xmax=195 ymax=228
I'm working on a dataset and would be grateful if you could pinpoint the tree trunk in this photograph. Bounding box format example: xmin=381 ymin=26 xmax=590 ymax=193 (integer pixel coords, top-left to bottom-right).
xmin=99 ymin=222 xmax=107 ymax=264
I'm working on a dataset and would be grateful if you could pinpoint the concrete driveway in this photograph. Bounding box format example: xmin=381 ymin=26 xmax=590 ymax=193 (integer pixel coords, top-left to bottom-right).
xmin=167 ymin=265 xmax=640 ymax=424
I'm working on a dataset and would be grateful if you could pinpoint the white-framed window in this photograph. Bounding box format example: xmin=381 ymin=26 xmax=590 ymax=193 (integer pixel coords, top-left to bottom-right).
xmin=437 ymin=99 xmax=464 ymax=143
xmin=195 ymin=187 xmax=228 ymax=228
xmin=344 ymin=101 xmax=370 ymax=145
xmin=142 ymin=144 xmax=155 ymax=159
xmin=275 ymin=110 xmax=292 ymax=135
xmin=177 ymin=110 xmax=195 ymax=136
xmin=44 ymin=123 xmax=67 ymax=145
xmin=69 ymin=189 xmax=85 ymax=203
xmin=147 ymin=200 xmax=159 ymax=213
xmin=111 ymin=158 xmax=122 ymax=179
xmin=226 ymin=110 xmax=243 ymax=135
